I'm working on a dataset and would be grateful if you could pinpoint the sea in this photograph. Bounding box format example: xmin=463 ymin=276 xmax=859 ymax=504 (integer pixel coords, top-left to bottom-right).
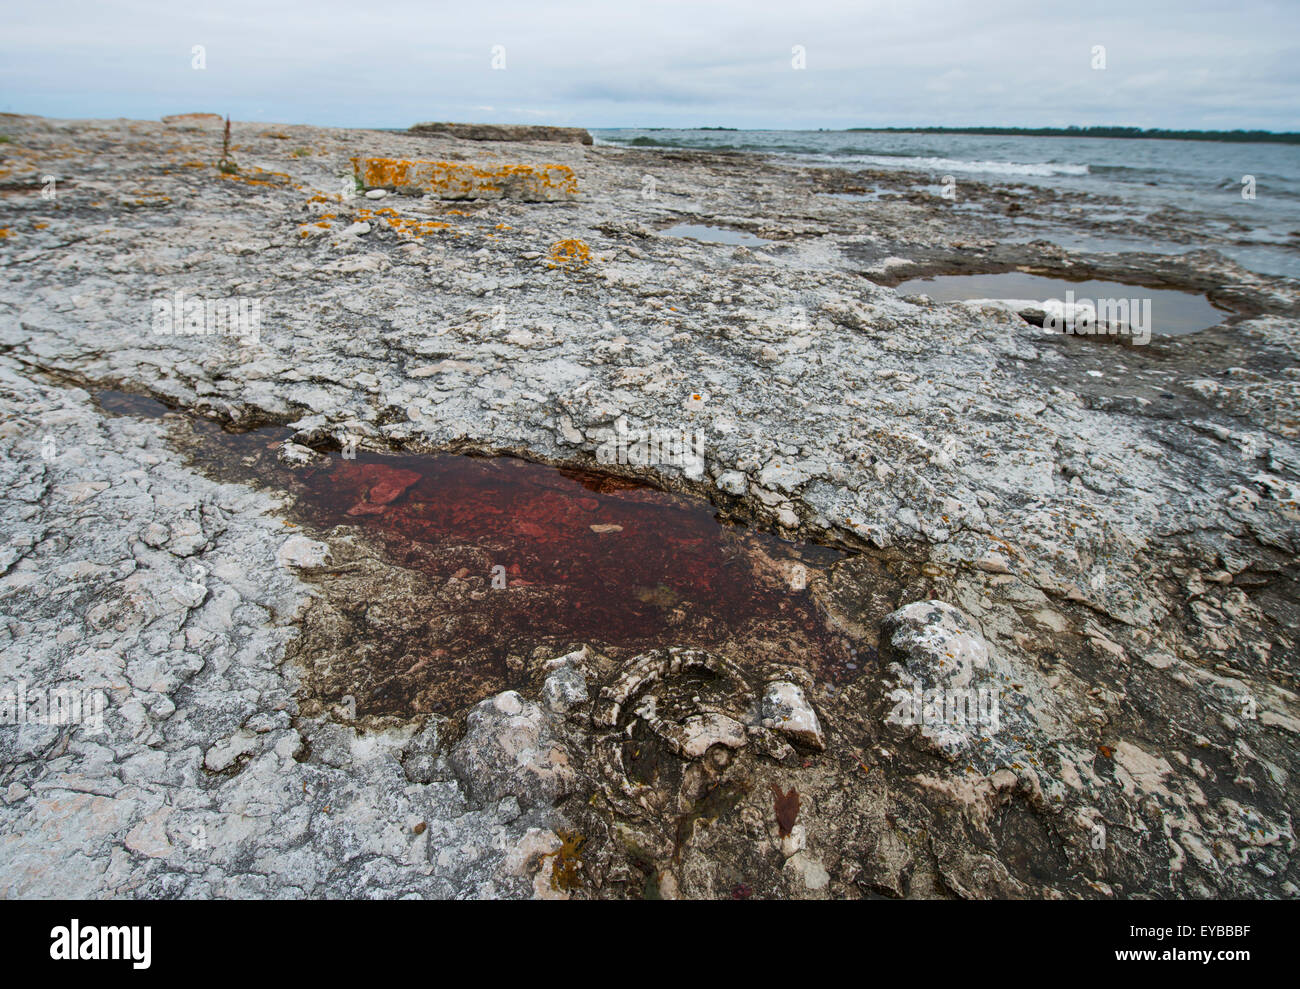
xmin=592 ymin=128 xmax=1300 ymax=279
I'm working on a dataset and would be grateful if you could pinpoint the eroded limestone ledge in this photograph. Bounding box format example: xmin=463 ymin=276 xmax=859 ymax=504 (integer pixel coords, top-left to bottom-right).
xmin=353 ymin=156 xmax=579 ymax=201
xmin=409 ymin=122 xmax=594 ymax=145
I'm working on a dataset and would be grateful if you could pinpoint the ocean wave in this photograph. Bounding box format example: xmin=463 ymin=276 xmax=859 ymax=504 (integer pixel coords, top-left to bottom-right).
xmin=804 ymin=152 xmax=1090 ymax=177
xmin=596 ymin=134 xmax=1092 ymax=177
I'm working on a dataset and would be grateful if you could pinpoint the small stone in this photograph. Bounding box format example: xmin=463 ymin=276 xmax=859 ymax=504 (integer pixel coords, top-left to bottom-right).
xmin=204 ymin=730 xmax=257 ymax=772
xmin=976 ymin=553 xmax=1011 ymax=574
xmin=678 ymin=713 xmax=747 ymax=758
xmin=762 ymin=681 xmax=825 ymax=750
xmin=542 ymin=665 xmax=589 ymax=714
xmin=365 ymin=189 xmax=388 ymax=200
xmin=409 ymin=359 xmax=481 ymax=378
xmin=559 ymin=415 xmax=583 ymax=445
xmin=276 ymin=535 xmax=332 ymax=569
xmin=783 ymin=851 xmax=831 ymax=893
xmin=171 ymin=580 xmax=207 ymax=609
xmin=716 ymin=471 xmax=747 ymax=495
xmin=781 ymin=823 xmax=808 ymax=858
xmin=495 ymin=691 xmax=523 ymax=716
xmin=450 ymin=691 xmax=576 ymax=809
xmin=277 ymin=441 xmax=326 ymax=467
xmin=140 ymin=522 xmax=169 ymax=548
xmin=883 ymin=600 xmax=991 ymax=681
xmin=401 ymin=718 xmax=445 ymax=783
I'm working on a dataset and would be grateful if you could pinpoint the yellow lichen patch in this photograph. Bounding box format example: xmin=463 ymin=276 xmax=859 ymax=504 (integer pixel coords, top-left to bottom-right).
xmin=542 ymin=830 xmax=586 ymax=892
xmin=219 ymin=173 xmax=276 ymax=187
xmin=351 ymin=156 xmax=579 ymax=202
xmin=33 ymin=222 xmax=48 ymax=230
xmin=351 ymin=206 xmax=452 ymax=239
xmin=495 ymin=223 xmax=512 ymax=230
xmin=548 ymin=238 xmax=591 ymax=267
xmin=250 ymin=166 xmax=294 ymax=182
xmin=0 ymin=227 xmax=13 ymax=239
xmin=214 ymin=165 xmax=298 ymax=190
xmin=298 ymin=220 xmax=336 ymax=239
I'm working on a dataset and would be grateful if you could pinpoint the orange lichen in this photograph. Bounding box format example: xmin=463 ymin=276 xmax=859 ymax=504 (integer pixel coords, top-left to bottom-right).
xmin=252 ymin=166 xmax=293 ymax=181
xmin=0 ymin=228 xmax=13 ymax=239
xmin=219 ymin=173 xmax=275 ymax=187
xmin=33 ymin=222 xmax=48 ymax=230
xmin=350 ymin=206 xmax=452 ymax=239
xmin=351 ymin=156 xmax=578 ymax=202
xmin=542 ymin=830 xmax=587 ymax=892
xmin=216 ymin=165 xmax=296 ymax=190
xmin=548 ymin=238 xmax=591 ymax=267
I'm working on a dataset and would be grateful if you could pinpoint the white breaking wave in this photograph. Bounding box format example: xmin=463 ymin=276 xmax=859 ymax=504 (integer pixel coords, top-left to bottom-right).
xmin=803 ymin=152 xmax=1090 ymax=177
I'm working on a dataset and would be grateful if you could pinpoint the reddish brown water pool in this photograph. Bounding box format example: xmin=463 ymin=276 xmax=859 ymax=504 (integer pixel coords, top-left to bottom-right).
xmin=111 ymin=393 xmax=865 ymax=717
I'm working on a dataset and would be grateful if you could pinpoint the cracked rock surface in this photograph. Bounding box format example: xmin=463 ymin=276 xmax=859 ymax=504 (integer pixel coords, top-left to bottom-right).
xmin=1 ymin=114 xmax=1298 ymax=898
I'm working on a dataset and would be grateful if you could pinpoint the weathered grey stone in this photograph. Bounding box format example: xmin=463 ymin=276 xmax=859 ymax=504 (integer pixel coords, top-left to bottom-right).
xmin=409 ymin=121 xmax=593 ymax=145
xmin=400 ymin=717 xmax=447 ymax=784
xmin=449 ymin=691 xmax=576 ymax=809
xmin=883 ymin=600 xmax=991 ymax=688
xmin=276 ymin=535 xmax=332 ymax=569
xmin=761 ymin=681 xmax=825 ymax=750
xmin=542 ymin=665 xmax=589 ymax=715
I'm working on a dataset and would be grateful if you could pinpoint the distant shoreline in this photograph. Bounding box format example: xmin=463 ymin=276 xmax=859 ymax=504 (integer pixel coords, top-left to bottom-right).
xmin=844 ymin=125 xmax=1300 ymax=144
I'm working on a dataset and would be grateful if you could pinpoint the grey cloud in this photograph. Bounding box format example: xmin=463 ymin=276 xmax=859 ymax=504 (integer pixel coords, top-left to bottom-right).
xmin=0 ymin=0 xmax=1295 ymax=129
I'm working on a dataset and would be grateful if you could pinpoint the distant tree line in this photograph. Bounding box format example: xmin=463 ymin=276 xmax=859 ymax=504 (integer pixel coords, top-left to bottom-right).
xmin=845 ymin=125 xmax=1300 ymax=144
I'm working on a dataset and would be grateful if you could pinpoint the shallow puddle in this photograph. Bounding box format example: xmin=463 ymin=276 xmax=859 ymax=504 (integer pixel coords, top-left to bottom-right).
xmin=98 ymin=390 xmax=172 ymax=418
xmin=819 ymin=191 xmax=883 ymax=202
xmin=122 ymin=397 xmax=867 ymax=718
xmin=894 ymin=271 xmax=1231 ymax=335
xmin=662 ymin=223 xmax=771 ymax=246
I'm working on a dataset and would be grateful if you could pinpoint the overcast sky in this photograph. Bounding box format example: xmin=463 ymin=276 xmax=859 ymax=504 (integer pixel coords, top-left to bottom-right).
xmin=2 ymin=0 xmax=1297 ymax=131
